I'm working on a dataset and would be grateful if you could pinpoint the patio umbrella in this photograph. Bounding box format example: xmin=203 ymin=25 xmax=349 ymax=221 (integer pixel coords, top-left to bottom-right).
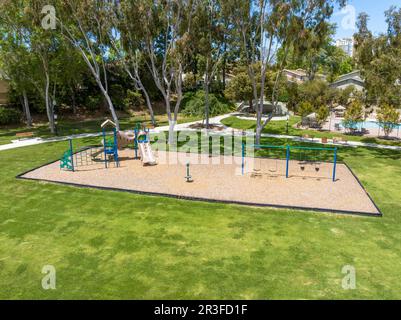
xmin=305 ymin=112 xmax=317 ymax=119
xmin=334 ymin=105 xmax=346 ymax=111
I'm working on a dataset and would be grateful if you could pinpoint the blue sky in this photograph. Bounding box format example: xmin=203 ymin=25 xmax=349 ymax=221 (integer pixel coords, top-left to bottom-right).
xmin=332 ymin=0 xmax=399 ymax=39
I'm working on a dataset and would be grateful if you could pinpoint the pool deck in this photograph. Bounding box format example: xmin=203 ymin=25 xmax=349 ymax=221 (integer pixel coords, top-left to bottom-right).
xmin=323 ymin=114 xmax=401 ymax=139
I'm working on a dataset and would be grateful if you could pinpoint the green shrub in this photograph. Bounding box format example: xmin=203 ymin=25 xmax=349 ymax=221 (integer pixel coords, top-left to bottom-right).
xmin=343 ymin=100 xmax=365 ymax=132
xmin=297 ymin=101 xmax=314 ymax=118
xmin=316 ymin=105 xmax=330 ymax=126
xmin=0 ymin=106 xmax=21 ymax=125
xmin=85 ymin=95 xmax=103 ymax=111
xmin=110 ymin=84 xmax=125 ymax=109
xmin=377 ymin=103 xmax=400 ymax=137
xmin=181 ymin=90 xmax=235 ymax=117
xmin=183 ymin=73 xmax=198 ymax=91
xmin=123 ymin=90 xmax=145 ymax=110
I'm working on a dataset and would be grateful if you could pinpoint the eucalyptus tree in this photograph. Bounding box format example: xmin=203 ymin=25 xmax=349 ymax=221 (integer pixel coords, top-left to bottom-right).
xmin=0 ymin=0 xmax=64 ymax=133
xmin=138 ymin=0 xmax=195 ymax=144
xmin=192 ymin=0 xmax=226 ymax=129
xmin=57 ymin=0 xmax=120 ymax=129
xmin=54 ymin=43 xmax=87 ymax=114
xmin=107 ymin=0 xmax=156 ymax=125
xmin=354 ymin=8 xmax=401 ymax=108
xmin=0 ymin=27 xmax=34 ymax=126
xmin=222 ymin=0 xmax=347 ymax=144
xmin=377 ymin=103 xmax=400 ymax=137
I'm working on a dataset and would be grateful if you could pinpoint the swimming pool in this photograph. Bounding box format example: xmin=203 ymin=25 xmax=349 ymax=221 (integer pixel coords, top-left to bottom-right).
xmin=340 ymin=120 xmax=401 ymax=130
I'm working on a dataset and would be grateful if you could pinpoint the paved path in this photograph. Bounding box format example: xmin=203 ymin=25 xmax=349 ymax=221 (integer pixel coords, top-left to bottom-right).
xmin=1 ymin=113 xmax=401 ymax=152
xmin=155 ymin=113 xmax=237 ymax=131
xmin=0 ymin=132 xmax=104 ymax=152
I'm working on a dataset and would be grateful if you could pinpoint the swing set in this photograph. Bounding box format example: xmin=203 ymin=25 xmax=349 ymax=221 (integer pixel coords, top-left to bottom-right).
xmin=242 ymin=144 xmax=338 ymax=182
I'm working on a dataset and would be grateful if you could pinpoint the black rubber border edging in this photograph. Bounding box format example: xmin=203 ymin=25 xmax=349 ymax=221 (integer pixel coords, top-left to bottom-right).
xmin=16 ymin=157 xmax=383 ymax=218
xmin=343 ymin=161 xmax=383 ymax=217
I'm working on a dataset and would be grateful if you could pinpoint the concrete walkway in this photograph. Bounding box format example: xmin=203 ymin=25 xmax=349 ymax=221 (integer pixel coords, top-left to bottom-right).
xmin=155 ymin=113 xmax=237 ymax=132
xmin=0 ymin=132 xmax=104 ymax=152
xmin=1 ymin=113 xmax=401 ymax=152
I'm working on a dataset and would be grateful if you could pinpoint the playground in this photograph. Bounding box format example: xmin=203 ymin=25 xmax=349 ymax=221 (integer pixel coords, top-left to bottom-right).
xmin=21 ymin=139 xmax=380 ymax=215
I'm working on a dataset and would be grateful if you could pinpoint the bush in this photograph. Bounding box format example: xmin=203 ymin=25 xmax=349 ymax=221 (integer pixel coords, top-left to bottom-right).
xmin=298 ymin=80 xmax=334 ymax=108
xmin=377 ymin=103 xmax=400 ymax=137
xmin=123 ymin=90 xmax=145 ymax=111
xmin=85 ymin=95 xmax=103 ymax=111
xmin=183 ymin=73 xmax=198 ymax=91
xmin=110 ymin=84 xmax=125 ymax=109
xmin=343 ymin=100 xmax=365 ymax=132
xmin=224 ymin=72 xmax=253 ymax=105
xmin=297 ymin=101 xmax=314 ymax=118
xmin=0 ymin=106 xmax=21 ymax=125
xmin=316 ymin=105 xmax=330 ymax=127
xmin=181 ymin=90 xmax=235 ymax=117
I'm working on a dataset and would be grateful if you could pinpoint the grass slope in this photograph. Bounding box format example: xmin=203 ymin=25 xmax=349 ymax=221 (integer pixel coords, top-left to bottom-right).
xmin=0 ymin=137 xmax=400 ymax=299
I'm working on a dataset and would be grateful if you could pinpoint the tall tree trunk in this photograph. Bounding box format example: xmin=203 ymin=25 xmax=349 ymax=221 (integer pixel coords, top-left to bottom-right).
xmin=167 ymin=99 xmax=176 ymax=147
xmin=70 ymin=84 xmax=77 ymax=114
xmin=94 ymin=77 xmax=120 ymax=130
xmin=168 ymin=118 xmax=176 ymax=146
xmin=134 ymin=74 xmax=156 ymax=126
xmin=40 ymin=53 xmax=55 ymax=134
xmin=65 ymin=36 xmax=120 ymax=130
xmin=44 ymin=73 xmax=55 ymax=134
xmin=255 ymin=126 xmax=262 ymax=145
xmin=222 ymin=41 xmax=227 ymax=91
xmin=204 ymin=79 xmax=210 ymax=130
xmin=204 ymin=59 xmax=210 ymax=129
xmin=142 ymin=88 xmax=156 ymax=126
xmin=255 ymin=67 xmax=266 ymax=145
xmin=21 ymin=90 xmax=32 ymax=127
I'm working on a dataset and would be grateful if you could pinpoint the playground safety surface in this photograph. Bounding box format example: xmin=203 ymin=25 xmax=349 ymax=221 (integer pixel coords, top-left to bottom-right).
xmin=19 ymin=150 xmax=381 ymax=216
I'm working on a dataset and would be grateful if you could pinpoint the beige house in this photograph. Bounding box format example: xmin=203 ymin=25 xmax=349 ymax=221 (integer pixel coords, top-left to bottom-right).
xmin=283 ymin=69 xmax=327 ymax=84
xmin=283 ymin=69 xmax=308 ymax=83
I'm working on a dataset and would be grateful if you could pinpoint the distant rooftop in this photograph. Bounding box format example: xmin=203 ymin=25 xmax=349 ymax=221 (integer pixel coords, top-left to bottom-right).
xmin=333 ymin=70 xmax=363 ymax=84
xmin=283 ymin=69 xmax=307 ymax=77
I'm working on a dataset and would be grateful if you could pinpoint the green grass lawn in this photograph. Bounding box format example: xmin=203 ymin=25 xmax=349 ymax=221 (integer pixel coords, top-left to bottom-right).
xmin=221 ymin=116 xmax=401 ymax=147
xmin=0 ymin=113 xmax=201 ymax=146
xmin=0 ymin=136 xmax=401 ymax=299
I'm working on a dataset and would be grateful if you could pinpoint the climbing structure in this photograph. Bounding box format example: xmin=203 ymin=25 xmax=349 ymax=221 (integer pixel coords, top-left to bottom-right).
xmin=60 ymin=150 xmax=74 ymax=171
xmin=60 ymin=120 xmax=120 ymax=172
xmin=101 ymin=119 xmax=119 ymax=169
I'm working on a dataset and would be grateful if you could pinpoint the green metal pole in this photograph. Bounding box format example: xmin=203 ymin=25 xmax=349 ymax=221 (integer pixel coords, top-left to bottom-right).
xmin=103 ymin=128 xmax=107 ymax=169
xmin=242 ymin=142 xmax=245 ymax=175
xmin=333 ymin=148 xmax=338 ymax=182
xmin=286 ymin=145 xmax=290 ymax=178
xmin=69 ymin=139 xmax=75 ymax=172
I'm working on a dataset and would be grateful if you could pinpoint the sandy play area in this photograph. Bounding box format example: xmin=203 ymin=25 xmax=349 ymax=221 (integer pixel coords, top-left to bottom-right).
xmin=20 ymin=150 xmax=381 ymax=216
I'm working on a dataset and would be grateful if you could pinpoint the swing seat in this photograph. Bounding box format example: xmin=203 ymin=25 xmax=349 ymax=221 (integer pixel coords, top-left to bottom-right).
xmin=251 ymin=168 xmax=262 ymax=178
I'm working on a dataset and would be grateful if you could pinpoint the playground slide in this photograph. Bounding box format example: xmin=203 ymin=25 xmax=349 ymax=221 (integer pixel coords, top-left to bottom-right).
xmin=139 ymin=142 xmax=157 ymax=166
